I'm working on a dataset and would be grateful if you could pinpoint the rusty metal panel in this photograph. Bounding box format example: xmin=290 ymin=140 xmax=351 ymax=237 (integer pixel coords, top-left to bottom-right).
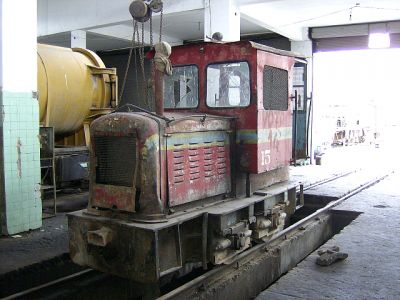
xmin=158 ymin=226 xmax=183 ymax=276
xmin=91 ymin=184 xmax=135 ymax=212
xmin=89 ymin=113 xmax=166 ymax=218
xmin=236 ymin=127 xmax=292 ymax=173
xmin=254 ymin=50 xmax=295 ymax=174
xmin=68 ymin=212 xmax=158 ymax=283
xmin=167 ymin=131 xmax=231 ymax=207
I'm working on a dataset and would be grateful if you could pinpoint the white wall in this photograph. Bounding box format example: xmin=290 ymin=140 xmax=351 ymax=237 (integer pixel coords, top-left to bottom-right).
xmin=1 ymin=0 xmax=37 ymax=92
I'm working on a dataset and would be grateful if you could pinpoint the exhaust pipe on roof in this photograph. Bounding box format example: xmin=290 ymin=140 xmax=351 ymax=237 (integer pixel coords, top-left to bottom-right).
xmin=154 ymin=42 xmax=172 ymax=116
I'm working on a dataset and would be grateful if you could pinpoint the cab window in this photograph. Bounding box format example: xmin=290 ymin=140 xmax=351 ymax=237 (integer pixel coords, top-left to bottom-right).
xmin=206 ymin=62 xmax=250 ymax=108
xmin=164 ymin=65 xmax=199 ymax=108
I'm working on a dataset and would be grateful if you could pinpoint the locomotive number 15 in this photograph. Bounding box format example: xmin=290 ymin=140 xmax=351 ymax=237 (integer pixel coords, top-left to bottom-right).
xmin=261 ymin=149 xmax=271 ymax=166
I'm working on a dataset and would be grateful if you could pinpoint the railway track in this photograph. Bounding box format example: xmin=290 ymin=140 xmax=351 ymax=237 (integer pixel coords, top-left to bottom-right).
xmin=301 ymin=169 xmax=358 ymax=192
xmin=2 ymin=170 xmax=390 ymax=300
xmin=1 ymin=270 xmax=94 ymax=300
xmin=160 ymin=171 xmax=390 ymax=299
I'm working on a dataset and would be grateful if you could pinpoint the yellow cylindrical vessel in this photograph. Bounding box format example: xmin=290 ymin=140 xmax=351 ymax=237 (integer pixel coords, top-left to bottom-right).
xmin=37 ymin=44 xmax=117 ymax=144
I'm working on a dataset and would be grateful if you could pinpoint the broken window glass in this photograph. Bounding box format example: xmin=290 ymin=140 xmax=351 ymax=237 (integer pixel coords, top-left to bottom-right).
xmin=164 ymin=65 xmax=199 ymax=108
xmin=206 ymin=62 xmax=250 ymax=108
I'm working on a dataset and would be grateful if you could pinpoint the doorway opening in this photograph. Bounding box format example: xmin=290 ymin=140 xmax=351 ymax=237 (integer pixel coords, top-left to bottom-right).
xmin=312 ymin=48 xmax=400 ymax=171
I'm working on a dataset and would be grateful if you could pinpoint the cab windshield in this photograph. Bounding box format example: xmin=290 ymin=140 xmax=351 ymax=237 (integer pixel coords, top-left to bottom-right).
xmin=164 ymin=65 xmax=199 ymax=108
xmin=206 ymin=62 xmax=250 ymax=108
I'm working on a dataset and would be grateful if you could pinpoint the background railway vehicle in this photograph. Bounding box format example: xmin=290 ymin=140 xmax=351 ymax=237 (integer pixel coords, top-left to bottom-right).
xmin=68 ymin=40 xmax=305 ymax=286
xmin=331 ymin=117 xmax=366 ymax=146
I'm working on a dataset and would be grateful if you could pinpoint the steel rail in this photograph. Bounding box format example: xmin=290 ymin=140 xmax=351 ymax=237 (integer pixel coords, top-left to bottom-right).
xmin=274 ymin=172 xmax=389 ymax=242
xmin=296 ymin=169 xmax=358 ymax=209
xmin=301 ymin=168 xmax=358 ymax=192
xmin=159 ymin=171 xmax=390 ymax=300
xmin=1 ymin=269 xmax=94 ymax=300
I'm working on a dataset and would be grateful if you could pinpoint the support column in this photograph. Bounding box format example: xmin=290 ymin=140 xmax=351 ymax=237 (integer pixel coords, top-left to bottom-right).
xmin=0 ymin=0 xmax=41 ymax=235
xmin=71 ymin=30 xmax=87 ymax=48
xmin=291 ymin=40 xmax=314 ymax=163
xmin=291 ymin=40 xmax=313 ymax=109
xmin=291 ymin=40 xmax=313 ymax=84
xmin=204 ymin=0 xmax=240 ymax=42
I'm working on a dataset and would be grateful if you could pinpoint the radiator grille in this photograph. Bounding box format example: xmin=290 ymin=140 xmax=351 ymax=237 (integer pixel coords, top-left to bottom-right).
xmin=94 ymin=136 xmax=137 ymax=187
xmin=263 ymin=66 xmax=288 ymax=111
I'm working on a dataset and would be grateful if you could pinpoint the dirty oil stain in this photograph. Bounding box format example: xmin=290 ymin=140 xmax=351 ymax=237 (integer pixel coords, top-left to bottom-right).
xmin=16 ymin=138 xmax=22 ymax=178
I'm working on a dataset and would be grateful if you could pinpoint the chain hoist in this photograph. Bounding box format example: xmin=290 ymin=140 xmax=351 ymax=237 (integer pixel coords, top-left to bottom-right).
xmin=159 ymin=5 xmax=163 ymax=43
xmin=119 ymin=0 xmax=165 ymax=109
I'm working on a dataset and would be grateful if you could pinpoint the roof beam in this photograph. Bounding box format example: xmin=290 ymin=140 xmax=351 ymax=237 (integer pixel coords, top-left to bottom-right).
xmin=87 ymin=24 xmax=183 ymax=46
xmin=38 ymin=0 xmax=204 ymax=36
xmin=240 ymin=4 xmax=307 ymax=41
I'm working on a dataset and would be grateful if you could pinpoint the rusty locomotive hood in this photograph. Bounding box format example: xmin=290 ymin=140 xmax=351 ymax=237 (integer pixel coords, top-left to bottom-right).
xmin=91 ymin=111 xmax=235 ymax=135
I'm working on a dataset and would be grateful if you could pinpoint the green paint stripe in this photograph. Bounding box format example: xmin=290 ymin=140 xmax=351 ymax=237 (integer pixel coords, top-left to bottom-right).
xmin=237 ymin=127 xmax=292 ymax=144
xmin=144 ymin=127 xmax=291 ymax=149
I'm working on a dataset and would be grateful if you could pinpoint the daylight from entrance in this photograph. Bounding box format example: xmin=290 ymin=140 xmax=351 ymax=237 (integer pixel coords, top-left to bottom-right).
xmin=313 ymin=48 xmax=400 ymax=170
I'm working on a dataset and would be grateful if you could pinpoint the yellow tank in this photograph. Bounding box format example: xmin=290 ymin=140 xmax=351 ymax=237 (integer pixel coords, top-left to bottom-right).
xmin=37 ymin=44 xmax=118 ymax=145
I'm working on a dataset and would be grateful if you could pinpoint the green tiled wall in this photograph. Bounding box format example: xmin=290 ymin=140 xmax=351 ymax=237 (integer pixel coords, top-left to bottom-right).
xmin=0 ymin=90 xmax=42 ymax=235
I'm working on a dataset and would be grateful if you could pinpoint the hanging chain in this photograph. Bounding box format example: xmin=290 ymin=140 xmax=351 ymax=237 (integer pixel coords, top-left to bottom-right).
xmin=139 ymin=21 xmax=149 ymax=108
xmin=133 ymin=20 xmax=140 ymax=105
xmin=159 ymin=5 xmax=163 ymax=43
xmin=149 ymin=12 xmax=155 ymax=110
xmin=122 ymin=1 xmax=165 ymax=110
xmin=149 ymin=11 xmax=153 ymax=47
xmin=120 ymin=20 xmax=139 ymax=101
xmin=133 ymin=42 xmax=139 ymax=103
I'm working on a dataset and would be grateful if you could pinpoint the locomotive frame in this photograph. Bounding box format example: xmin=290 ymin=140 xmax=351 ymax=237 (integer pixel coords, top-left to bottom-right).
xmin=68 ymin=41 xmax=304 ymax=283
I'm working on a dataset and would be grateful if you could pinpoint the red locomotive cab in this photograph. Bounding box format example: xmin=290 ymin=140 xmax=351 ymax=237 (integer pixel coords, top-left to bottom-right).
xmin=166 ymin=41 xmax=296 ymax=192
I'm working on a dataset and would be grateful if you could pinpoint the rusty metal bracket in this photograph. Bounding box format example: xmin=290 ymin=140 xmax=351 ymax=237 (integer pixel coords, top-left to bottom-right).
xmin=87 ymin=65 xmax=117 ymax=75
xmin=299 ymin=183 xmax=304 ymax=206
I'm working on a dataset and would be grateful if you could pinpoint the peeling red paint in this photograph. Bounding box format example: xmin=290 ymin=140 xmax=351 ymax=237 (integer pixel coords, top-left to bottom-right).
xmin=93 ymin=185 xmax=135 ymax=212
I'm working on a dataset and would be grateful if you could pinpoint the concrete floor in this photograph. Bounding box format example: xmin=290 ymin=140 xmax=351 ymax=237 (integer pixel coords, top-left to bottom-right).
xmin=256 ymin=172 xmax=400 ymax=300
xmin=0 ymin=192 xmax=87 ymax=276
xmin=289 ymin=163 xmax=354 ymax=188
xmin=0 ymin=213 xmax=68 ymax=275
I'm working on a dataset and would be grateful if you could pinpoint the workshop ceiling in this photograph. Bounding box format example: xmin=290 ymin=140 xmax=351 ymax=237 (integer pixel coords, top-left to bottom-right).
xmin=37 ymin=0 xmax=400 ymax=51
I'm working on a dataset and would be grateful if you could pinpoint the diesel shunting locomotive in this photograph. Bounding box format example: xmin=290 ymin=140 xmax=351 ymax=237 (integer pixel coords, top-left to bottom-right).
xmin=68 ymin=41 xmax=303 ymax=284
